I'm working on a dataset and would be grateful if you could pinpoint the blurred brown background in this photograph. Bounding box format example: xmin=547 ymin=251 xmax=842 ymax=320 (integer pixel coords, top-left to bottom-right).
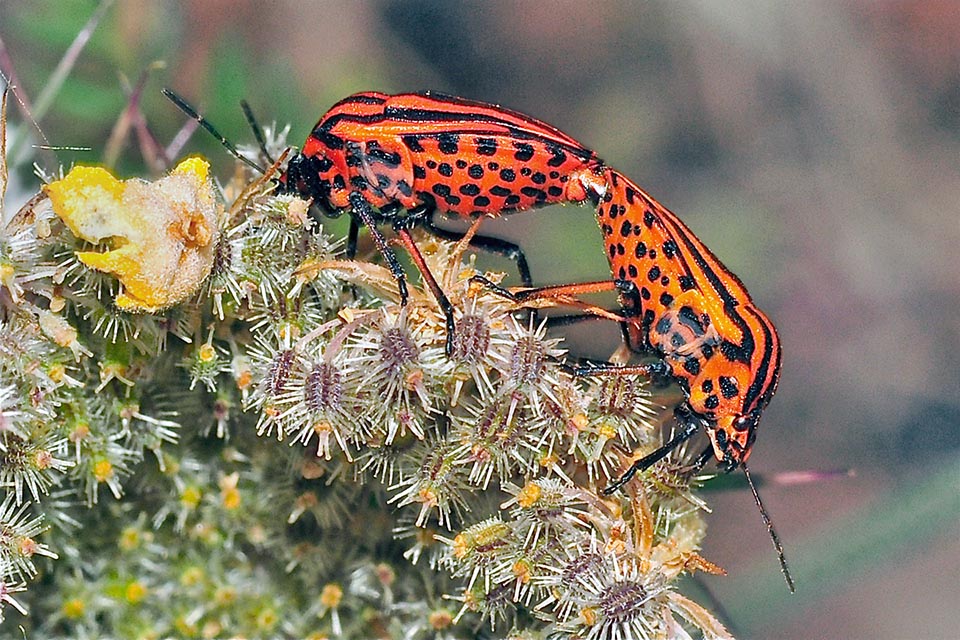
xmin=2 ymin=1 xmax=957 ymax=637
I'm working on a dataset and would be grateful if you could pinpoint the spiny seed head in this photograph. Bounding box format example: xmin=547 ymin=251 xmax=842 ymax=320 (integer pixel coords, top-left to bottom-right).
xmin=598 ymin=580 xmax=648 ymax=623
xmin=451 ymin=314 xmax=490 ymax=365
xmin=379 ymin=326 xmax=420 ymax=374
xmin=265 ymin=349 xmax=295 ymax=397
xmin=304 ymin=362 xmax=343 ymax=413
xmin=509 ymin=334 xmax=545 ymax=384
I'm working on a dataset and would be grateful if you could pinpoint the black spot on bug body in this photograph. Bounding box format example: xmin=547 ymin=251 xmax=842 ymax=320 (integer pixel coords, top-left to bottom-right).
xmin=513 ymin=142 xmax=535 ymax=161
xmin=445 ymin=194 xmax=461 ymax=206
xmin=625 ymin=187 xmax=638 ymax=204
xmin=628 ymin=264 xmax=638 ymax=278
xmin=548 ymin=186 xmax=563 ymax=197
xmin=432 ymin=184 xmax=451 ymax=197
xmin=316 ymin=157 xmax=334 ymax=172
xmin=490 ymin=186 xmax=512 ymax=197
xmin=456 ymin=159 xmax=468 ymax=169
xmin=505 ymin=194 xmax=521 ymax=206
xmin=704 ymin=394 xmax=720 ymax=410
xmin=366 ymin=147 xmax=401 ymax=166
xmin=701 ymin=379 xmax=714 ymax=393
xmin=683 ymin=358 xmax=701 ymax=376
xmin=634 ymin=242 xmax=647 ymax=258
xmin=659 ymin=292 xmax=673 ymax=306
xmin=474 ymin=195 xmax=491 ymax=207
xmin=549 ymin=171 xmax=560 ymax=179
xmin=376 ymin=174 xmax=392 ymax=189
xmin=720 ymin=340 xmax=747 ymax=362
xmin=413 ymin=165 xmax=426 ymax=179
xmin=678 ymin=306 xmax=704 ymax=332
xmin=547 ymin=146 xmax=567 ymax=167
xmin=608 ymin=245 xmax=617 ymax=259
xmin=459 ymin=184 xmax=481 ymax=196
xmin=662 ymin=240 xmax=679 ymax=258
xmin=438 ymin=163 xmax=453 ymax=177
xmin=349 ymin=176 xmax=367 ymax=190
xmin=426 ymin=160 xmax=437 ymax=169
xmin=656 ymin=316 xmax=671 ymax=334
xmin=402 ymin=135 xmax=424 ymax=152
xmin=618 ymin=266 xmax=626 ymax=279
xmin=719 ymin=376 xmax=739 ymax=398
xmin=701 ymin=343 xmax=714 ymax=359
xmin=660 ymin=276 xmax=670 ymax=286
xmin=520 ymin=167 xmax=532 ymax=177
xmin=468 ymin=164 xmax=484 ymax=179
xmin=475 ymin=137 xmax=497 ymax=155
xmin=640 ymin=287 xmax=651 ymax=300
xmin=616 ymin=243 xmax=625 ymax=255
xmin=602 ymin=224 xmax=613 ymax=235
xmin=678 ymin=275 xmax=696 ymax=291
xmin=487 ymin=161 xmax=499 ymax=170
xmin=620 ymin=220 xmax=632 ymax=237
xmin=500 ymin=168 xmax=516 ymax=182
xmin=644 ymin=210 xmax=656 ymax=228
xmin=647 ymin=266 xmax=661 ymax=282
xmin=396 ymin=180 xmax=413 ymax=197
xmin=332 ymin=175 xmax=346 ymax=190
xmin=648 ymin=249 xmax=657 ymax=259
xmin=531 ymin=172 xmax=547 ymax=184
xmin=438 ymin=133 xmax=459 ymax=154
xmin=521 ymin=186 xmax=547 ymax=201
xmin=671 ymin=333 xmax=685 ymax=349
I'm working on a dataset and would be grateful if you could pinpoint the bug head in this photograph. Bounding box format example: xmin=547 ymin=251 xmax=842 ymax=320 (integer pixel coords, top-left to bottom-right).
xmin=279 ymin=151 xmax=337 ymax=216
xmin=709 ymin=407 xmax=762 ymax=471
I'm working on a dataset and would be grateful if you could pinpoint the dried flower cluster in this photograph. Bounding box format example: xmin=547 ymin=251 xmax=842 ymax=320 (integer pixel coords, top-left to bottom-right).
xmin=0 ymin=101 xmax=732 ymax=638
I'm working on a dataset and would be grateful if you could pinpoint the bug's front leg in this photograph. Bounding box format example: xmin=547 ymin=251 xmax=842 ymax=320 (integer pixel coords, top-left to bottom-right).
xmin=348 ymin=192 xmax=409 ymax=305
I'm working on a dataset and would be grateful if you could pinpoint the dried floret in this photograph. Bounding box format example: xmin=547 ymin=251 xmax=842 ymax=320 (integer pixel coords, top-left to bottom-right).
xmin=44 ymin=158 xmax=223 ymax=312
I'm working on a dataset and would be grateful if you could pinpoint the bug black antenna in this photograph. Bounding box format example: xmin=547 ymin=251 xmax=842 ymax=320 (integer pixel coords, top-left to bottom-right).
xmin=161 ymin=88 xmax=267 ymax=175
xmin=743 ymin=462 xmax=795 ymax=592
xmin=240 ymin=99 xmax=275 ymax=165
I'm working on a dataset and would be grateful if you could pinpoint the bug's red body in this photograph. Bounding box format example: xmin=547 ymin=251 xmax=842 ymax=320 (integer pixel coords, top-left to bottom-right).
xmin=281 ymin=90 xmax=781 ymax=471
xmin=286 ymin=91 xmax=603 ymax=222
xmin=595 ymin=168 xmax=781 ymax=466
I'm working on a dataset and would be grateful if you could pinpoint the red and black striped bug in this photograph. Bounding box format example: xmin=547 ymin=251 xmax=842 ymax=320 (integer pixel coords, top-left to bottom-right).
xmin=164 ymin=89 xmax=793 ymax=590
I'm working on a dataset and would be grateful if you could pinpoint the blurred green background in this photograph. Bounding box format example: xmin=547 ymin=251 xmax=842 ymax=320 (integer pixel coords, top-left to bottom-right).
xmin=2 ymin=1 xmax=957 ymax=638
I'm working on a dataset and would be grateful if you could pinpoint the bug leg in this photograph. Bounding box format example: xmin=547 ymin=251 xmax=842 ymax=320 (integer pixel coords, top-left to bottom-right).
xmin=424 ymin=210 xmax=533 ymax=287
xmin=685 ymin=443 xmax=716 ymax=476
xmin=346 ymin=218 xmax=360 ymax=260
xmin=572 ymin=358 xmax=670 ymax=380
xmin=394 ymin=224 xmax=458 ymax=357
xmin=602 ymin=417 xmax=701 ymax=495
xmin=348 ymin=192 xmax=409 ymax=305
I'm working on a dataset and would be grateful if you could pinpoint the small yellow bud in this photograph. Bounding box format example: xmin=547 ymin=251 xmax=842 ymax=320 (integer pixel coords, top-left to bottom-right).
xmin=319 ymin=583 xmax=343 ymax=608
xmin=93 ymin=459 xmax=113 ymax=482
xmin=516 ymin=481 xmax=542 ymax=508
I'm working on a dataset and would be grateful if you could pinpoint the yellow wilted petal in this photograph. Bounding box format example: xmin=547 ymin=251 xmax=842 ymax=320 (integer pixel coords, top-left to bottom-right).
xmin=44 ymin=158 xmax=223 ymax=312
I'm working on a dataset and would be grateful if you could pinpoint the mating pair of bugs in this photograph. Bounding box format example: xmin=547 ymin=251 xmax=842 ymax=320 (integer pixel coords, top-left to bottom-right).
xmin=165 ymin=88 xmax=793 ymax=591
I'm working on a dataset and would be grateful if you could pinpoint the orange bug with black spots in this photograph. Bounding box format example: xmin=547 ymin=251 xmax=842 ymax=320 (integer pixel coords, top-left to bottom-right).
xmin=164 ymin=88 xmax=793 ymax=590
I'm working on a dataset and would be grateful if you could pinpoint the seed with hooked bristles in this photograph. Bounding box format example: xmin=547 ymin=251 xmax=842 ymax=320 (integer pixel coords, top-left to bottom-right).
xmin=304 ymin=362 xmax=342 ymax=413
xmin=451 ymin=314 xmax=490 ymax=365
xmin=379 ymin=327 xmax=419 ymax=374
